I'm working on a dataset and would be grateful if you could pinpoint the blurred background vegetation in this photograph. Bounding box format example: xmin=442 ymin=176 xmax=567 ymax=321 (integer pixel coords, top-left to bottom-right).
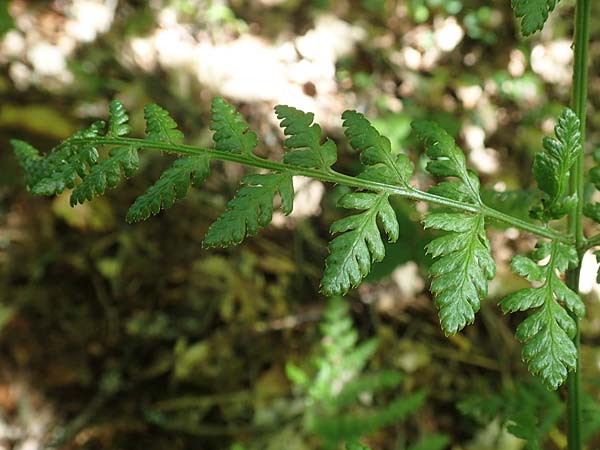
xmin=2 ymin=0 xmax=600 ymax=449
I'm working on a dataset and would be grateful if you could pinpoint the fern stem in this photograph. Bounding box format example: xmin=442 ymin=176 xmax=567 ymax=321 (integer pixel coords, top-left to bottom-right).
xmin=567 ymin=0 xmax=591 ymax=448
xmin=68 ymin=136 xmax=571 ymax=243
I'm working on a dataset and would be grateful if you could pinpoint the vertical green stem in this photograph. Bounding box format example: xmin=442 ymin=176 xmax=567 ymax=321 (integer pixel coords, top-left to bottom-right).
xmin=568 ymin=0 xmax=591 ymax=449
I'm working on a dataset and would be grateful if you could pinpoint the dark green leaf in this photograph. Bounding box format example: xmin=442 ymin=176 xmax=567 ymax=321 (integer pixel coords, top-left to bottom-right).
xmin=321 ymin=192 xmax=399 ymax=296
xmin=203 ymin=172 xmax=294 ymax=247
xmin=71 ymin=146 xmax=139 ymax=205
xmin=144 ymin=104 xmax=184 ymax=143
xmin=424 ymin=213 xmax=495 ymax=335
xmin=512 ymin=0 xmax=560 ymax=36
xmin=412 ymin=120 xmax=480 ymax=203
xmin=107 ymin=100 xmax=131 ymax=137
xmin=500 ymin=240 xmax=583 ymax=389
xmin=532 ymin=108 xmax=581 ymax=221
xmin=127 ymin=155 xmax=210 ymax=222
xmin=342 ymin=110 xmax=413 ymax=185
xmin=275 ymin=105 xmax=337 ymax=170
xmin=210 ymin=97 xmax=258 ymax=155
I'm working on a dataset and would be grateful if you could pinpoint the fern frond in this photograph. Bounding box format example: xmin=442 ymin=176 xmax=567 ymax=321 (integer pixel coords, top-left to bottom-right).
xmin=341 ymin=110 xmax=413 ymax=186
xmin=424 ymin=213 xmax=495 ymax=335
xmin=127 ymin=155 xmax=210 ymax=222
xmin=500 ymin=240 xmax=583 ymax=389
xmin=531 ymin=108 xmax=581 ymax=221
xmin=512 ymin=0 xmax=560 ymax=36
xmin=307 ymin=298 xmax=379 ymax=403
xmin=321 ymin=192 xmax=399 ymax=296
xmin=275 ymin=105 xmax=337 ymax=171
xmin=71 ymin=145 xmax=139 ymax=205
xmin=144 ymin=104 xmax=184 ymax=143
xmin=203 ymin=173 xmax=294 ymax=247
xmin=210 ymin=97 xmax=258 ymax=155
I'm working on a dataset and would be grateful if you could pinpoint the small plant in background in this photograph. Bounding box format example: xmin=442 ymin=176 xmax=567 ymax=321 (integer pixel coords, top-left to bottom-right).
xmin=11 ymin=0 xmax=596 ymax=448
xmin=459 ymin=379 xmax=600 ymax=449
xmin=286 ymin=297 xmax=448 ymax=449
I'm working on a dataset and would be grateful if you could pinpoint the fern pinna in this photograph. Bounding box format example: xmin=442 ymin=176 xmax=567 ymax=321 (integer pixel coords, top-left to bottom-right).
xmin=12 ymin=95 xmax=588 ymax=392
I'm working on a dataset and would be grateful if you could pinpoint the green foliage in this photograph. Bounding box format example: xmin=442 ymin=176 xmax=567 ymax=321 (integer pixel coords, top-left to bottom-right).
xmin=423 ymin=213 xmax=495 ymax=335
xmin=341 ymin=110 xmax=413 ymax=186
xmin=144 ymin=104 xmax=184 ymax=143
xmin=412 ymin=119 xmax=480 ymax=204
xmin=459 ymin=378 xmax=564 ymax=449
xmin=210 ymin=96 xmax=258 ymax=155
xmin=12 ymin=120 xmax=104 ymax=196
xmin=287 ymin=298 xmax=437 ymax=449
xmin=11 ymin=96 xmax=587 ymax=395
xmin=500 ymin=240 xmax=583 ymax=390
xmin=127 ymin=156 xmax=210 ymax=222
xmin=203 ymin=173 xmax=294 ymax=247
xmin=71 ymin=145 xmax=139 ymax=205
xmin=275 ymin=105 xmax=337 ymax=171
xmin=531 ymin=108 xmax=581 ymax=221
xmin=321 ymin=192 xmax=398 ymax=296
xmin=11 ymin=139 xmax=44 ymax=189
xmin=107 ymin=99 xmax=132 ymax=137
xmin=412 ymin=120 xmax=495 ymax=335
xmin=512 ymin=0 xmax=560 ymax=36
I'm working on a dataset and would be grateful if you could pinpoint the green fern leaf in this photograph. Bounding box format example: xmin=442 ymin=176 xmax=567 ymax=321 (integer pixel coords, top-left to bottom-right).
xmin=411 ymin=120 xmax=481 ymax=204
xmin=500 ymin=240 xmax=583 ymax=390
xmin=144 ymin=104 xmax=184 ymax=143
xmin=107 ymin=100 xmax=131 ymax=137
xmin=512 ymin=0 xmax=560 ymax=36
xmin=202 ymin=172 xmax=294 ymax=247
xmin=275 ymin=105 xmax=337 ymax=171
xmin=341 ymin=110 xmax=413 ymax=185
xmin=210 ymin=97 xmax=258 ymax=154
xmin=424 ymin=212 xmax=495 ymax=335
xmin=126 ymin=155 xmax=210 ymax=222
xmin=70 ymin=146 xmax=139 ymax=205
xmin=531 ymin=108 xmax=581 ymax=221
xmin=321 ymin=192 xmax=399 ymax=296
xmin=11 ymin=139 xmax=44 ymax=189
xmin=24 ymin=121 xmax=104 ymax=196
